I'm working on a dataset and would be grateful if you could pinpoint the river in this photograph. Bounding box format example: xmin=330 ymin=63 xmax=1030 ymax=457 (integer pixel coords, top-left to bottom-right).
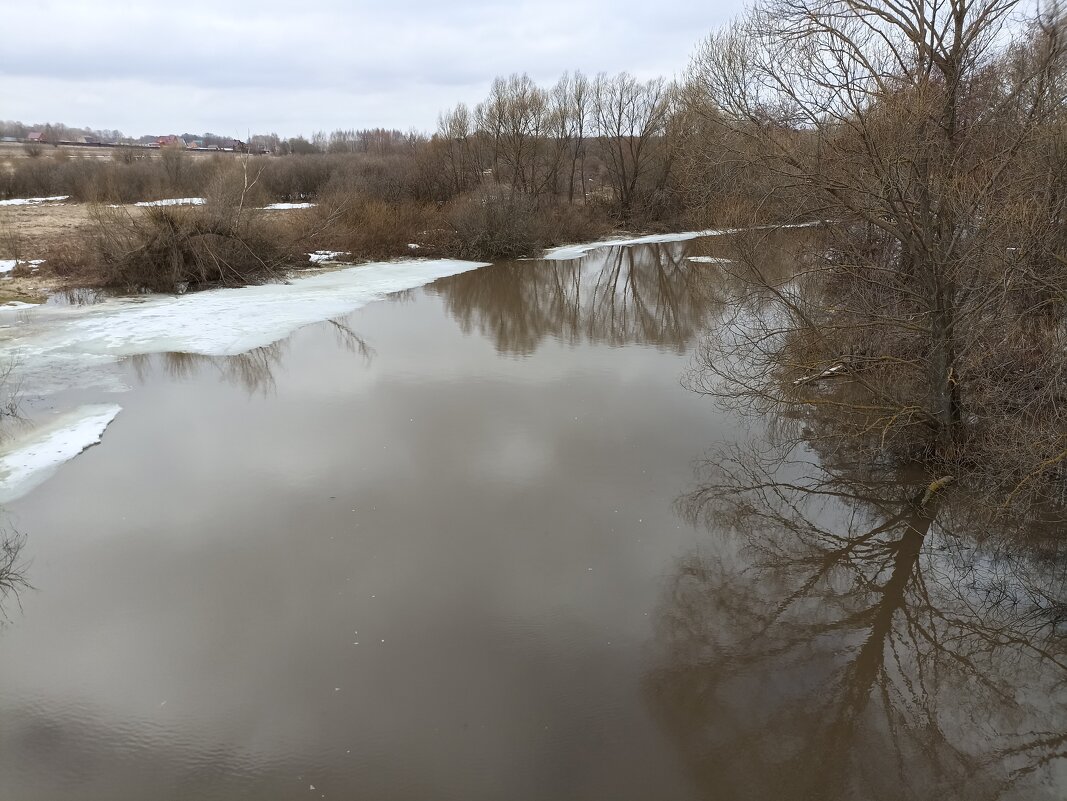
xmin=0 ymin=232 xmax=1064 ymax=800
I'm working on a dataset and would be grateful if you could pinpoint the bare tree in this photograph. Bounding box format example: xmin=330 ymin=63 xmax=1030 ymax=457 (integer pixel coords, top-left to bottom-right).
xmin=685 ymin=0 xmax=1067 ymax=495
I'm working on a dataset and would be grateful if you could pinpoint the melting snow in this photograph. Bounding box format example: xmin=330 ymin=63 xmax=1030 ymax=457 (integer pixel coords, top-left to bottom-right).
xmin=0 ymin=404 xmax=122 ymax=503
xmin=687 ymin=256 xmax=734 ymax=264
xmin=0 ymin=258 xmax=44 ymax=275
xmin=542 ymin=222 xmax=822 ymax=261
xmin=308 ymin=251 xmax=349 ymax=263
xmin=0 ymin=195 xmax=68 ymax=206
xmin=264 ymin=202 xmax=316 ymax=210
xmin=541 ymin=230 xmax=733 ymax=260
xmin=134 ymin=198 xmax=205 ymax=207
xmin=7 ymin=257 xmax=488 ymax=369
xmin=0 ymin=258 xmax=486 ymax=500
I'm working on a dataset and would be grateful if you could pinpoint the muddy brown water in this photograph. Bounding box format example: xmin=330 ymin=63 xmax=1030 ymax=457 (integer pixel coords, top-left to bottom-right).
xmin=0 ymin=238 xmax=1065 ymax=800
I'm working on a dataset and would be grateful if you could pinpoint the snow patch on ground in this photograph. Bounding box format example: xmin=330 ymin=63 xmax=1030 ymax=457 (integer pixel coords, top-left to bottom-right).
xmin=687 ymin=256 xmax=734 ymax=264
xmin=308 ymin=251 xmax=349 ymax=263
xmin=0 ymin=195 xmax=68 ymax=207
xmin=0 ymin=258 xmax=44 ymax=276
xmin=263 ymin=202 xmax=316 ymax=210
xmin=134 ymin=198 xmax=205 ymax=207
xmin=0 ymin=404 xmax=122 ymax=503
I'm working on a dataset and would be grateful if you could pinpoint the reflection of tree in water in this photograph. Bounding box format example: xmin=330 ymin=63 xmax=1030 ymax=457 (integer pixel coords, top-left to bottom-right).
xmin=0 ymin=528 xmax=29 ymax=622
xmin=128 ymin=318 xmax=373 ymax=395
xmin=648 ymin=443 xmax=1067 ymax=801
xmin=433 ymin=242 xmax=728 ymax=354
xmin=130 ymin=346 xmax=286 ymax=396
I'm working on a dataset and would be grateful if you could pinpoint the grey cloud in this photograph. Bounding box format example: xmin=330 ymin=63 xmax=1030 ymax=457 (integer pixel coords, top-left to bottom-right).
xmin=1 ymin=0 xmax=743 ymax=135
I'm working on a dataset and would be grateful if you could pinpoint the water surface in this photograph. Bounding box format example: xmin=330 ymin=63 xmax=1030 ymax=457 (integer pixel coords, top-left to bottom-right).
xmin=0 ymin=236 xmax=1064 ymax=800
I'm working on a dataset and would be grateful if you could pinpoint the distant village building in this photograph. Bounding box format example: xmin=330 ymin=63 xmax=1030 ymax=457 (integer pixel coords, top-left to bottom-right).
xmin=157 ymin=135 xmax=184 ymax=148
xmin=26 ymin=132 xmax=45 ymax=143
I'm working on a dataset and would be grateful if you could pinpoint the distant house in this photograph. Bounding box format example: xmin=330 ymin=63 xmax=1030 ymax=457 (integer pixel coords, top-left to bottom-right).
xmin=79 ymin=136 xmax=100 ymax=145
xmin=0 ymin=136 xmax=16 ymax=143
xmin=157 ymin=135 xmax=184 ymax=148
xmin=27 ymin=131 xmax=45 ymax=143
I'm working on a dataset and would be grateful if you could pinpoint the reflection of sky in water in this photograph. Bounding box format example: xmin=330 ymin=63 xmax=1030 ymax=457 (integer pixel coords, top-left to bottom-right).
xmin=0 ymin=232 xmax=1061 ymax=801
xmin=0 ymin=258 xmax=725 ymax=801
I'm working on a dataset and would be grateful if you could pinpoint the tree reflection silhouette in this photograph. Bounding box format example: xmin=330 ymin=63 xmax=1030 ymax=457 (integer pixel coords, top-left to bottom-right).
xmin=434 ymin=242 xmax=729 ymax=354
xmin=648 ymin=443 xmax=1067 ymax=800
xmin=128 ymin=318 xmax=373 ymax=396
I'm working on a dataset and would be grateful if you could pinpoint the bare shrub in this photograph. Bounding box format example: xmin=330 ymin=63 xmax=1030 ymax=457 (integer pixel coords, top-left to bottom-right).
xmin=58 ymin=201 xmax=295 ymax=292
xmin=445 ymin=186 xmax=609 ymax=261
xmin=316 ymin=192 xmax=436 ymax=258
xmin=445 ymin=187 xmax=542 ymax=260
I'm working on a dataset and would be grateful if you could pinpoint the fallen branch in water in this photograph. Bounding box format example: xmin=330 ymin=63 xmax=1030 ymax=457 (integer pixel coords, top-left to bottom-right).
xmin=918 ymin=475 xmax=956 ymax=510
xmin=793 ymin=363 xmax=848 ymax=386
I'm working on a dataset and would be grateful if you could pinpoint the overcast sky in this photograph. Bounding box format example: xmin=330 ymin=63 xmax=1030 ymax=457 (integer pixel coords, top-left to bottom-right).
xmin=1 ymin=0 xmax=743 ymax=138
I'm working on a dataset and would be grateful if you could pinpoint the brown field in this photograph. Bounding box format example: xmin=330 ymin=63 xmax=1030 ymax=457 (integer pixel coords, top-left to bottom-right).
xmin=0 ymin=201 xmax=99 ymax=259
xmin=0 ymin=141 xmax=243 ymax=174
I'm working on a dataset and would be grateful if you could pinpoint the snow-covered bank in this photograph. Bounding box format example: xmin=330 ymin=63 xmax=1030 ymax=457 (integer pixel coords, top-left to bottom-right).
xmin=0 ymin=405 xmax=122 ymax=504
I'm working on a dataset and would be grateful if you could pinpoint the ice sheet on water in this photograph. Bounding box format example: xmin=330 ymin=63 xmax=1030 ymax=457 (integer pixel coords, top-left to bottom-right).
xmin=0 ymin=195 xmax=68 ymax=206
xmin=0 ymin=259 xmax=487 ymax=499
xmin=9 ymin=258 xmax=489 ymax=367
xmin=0 ymin=404 xmax=122 ymax=503
xmin=541 ymin=222 xmax=823 ymax=261
xmin=541 ymin=230 xmax=734 ymax=260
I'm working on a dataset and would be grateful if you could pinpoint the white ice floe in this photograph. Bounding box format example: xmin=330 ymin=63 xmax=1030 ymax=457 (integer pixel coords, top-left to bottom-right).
xmin=308 ymin=251 xmax=349 ymax=263
xmin=6 ymin=259 xmax=488 ymax=369
xmin=0 ymin=195 xmax=68 ymax=207
xmin=687 ymin=256 xmax=734 ymax=264
xmin=0 ymin=404 xmax=122 ymax=503
xmin=0 ymin=301 xmax=38 ymax=309
xmin=542 ymin=222 xmax=823 ymax=261
xmin=134 ymin=197 xmax=205 ymax=207
xmin=542 ymin=230 xmax=731 ymax=260
xmin=263 ymin=202 xmax=316 ymax=210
